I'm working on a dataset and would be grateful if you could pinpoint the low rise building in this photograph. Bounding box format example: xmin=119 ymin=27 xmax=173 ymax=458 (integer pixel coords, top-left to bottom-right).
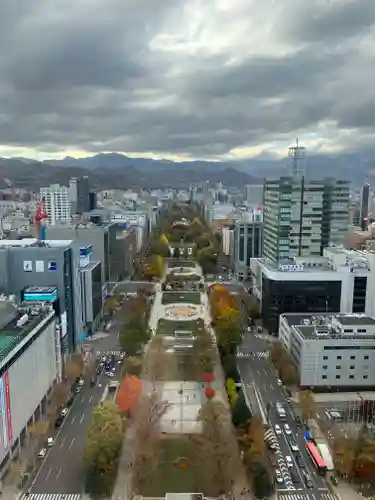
xmin=279 ymin=312 xmax=375 ymax=388
xmin=0 ymin=298 xmax=58 ymax=476
xmin=250 ymin=246 xmax=375 ymax=334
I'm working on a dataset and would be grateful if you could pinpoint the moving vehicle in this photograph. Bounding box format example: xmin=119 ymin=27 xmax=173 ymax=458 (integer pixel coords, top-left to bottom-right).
xmin=302 ymin=470 xmax=314 ymax=488
xmin=277 ymin=379 xmax=283 ymax=386
xmin=55 ymin=416 xmax=63 ymax=428
xmin=297 ymin=456 xmax=305 ymax=468
xmin=47 ymin=437 xmax=54 ymax=447
xmin=78 ymin=379 xmax=84 ymax=386
xmin=60 ymin=408 xmax=68 ymax=417
xmin=276 ymin=403 xmax=286 ymax=420
xmin=305 ymin=441 xmax=327 ymax=476
xmin=284 ymin=424 xmax=292 ymax=435
xmin=285 ymin=456 xmax=293 ymax=468
xmin=105 ymin=371 xmax=115 ymax=378
xmin=38 ymin=448 xmax=47 ymax=459
xmin=275 ymin=424 xmax=282 ymax=435
xmin=290 ymin=442 xmax=299 ymax=453
xmin=290 ymin=471 xmax=300 ymax=484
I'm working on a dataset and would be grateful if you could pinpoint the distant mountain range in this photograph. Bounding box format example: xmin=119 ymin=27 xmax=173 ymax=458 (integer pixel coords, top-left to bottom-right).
xmin=0 ymin=150 xmax=373 ymax=190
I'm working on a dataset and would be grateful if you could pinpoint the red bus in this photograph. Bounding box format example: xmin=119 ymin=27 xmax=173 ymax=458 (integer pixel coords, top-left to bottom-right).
xmin=305 ymin=441 xmax=327 ymax=476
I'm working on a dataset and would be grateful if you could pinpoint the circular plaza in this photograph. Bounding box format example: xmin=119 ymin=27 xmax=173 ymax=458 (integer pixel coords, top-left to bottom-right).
xmin=164 ymin=304 xmax=200 ymax=321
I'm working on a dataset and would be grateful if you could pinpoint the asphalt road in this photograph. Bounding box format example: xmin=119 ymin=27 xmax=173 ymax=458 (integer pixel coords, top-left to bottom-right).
xmin=237 ymin=332 xmax=337 ymax=500
xmin=30 ymin=329 xmax=123 ymax=495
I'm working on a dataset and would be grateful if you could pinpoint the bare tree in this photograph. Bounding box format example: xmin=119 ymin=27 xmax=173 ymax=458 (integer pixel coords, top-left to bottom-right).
xmin=194 ymin=400 xmax=243 ymax=496
xmin=144 ymin=335 xmax=177 ymax=385
xmin=131 ymin=393 xmax=170 ymax=493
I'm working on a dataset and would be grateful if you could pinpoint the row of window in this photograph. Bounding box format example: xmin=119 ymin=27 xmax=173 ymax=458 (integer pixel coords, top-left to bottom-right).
xmin=322 ymin=365 xmax=369 ymax=370
xmin=323 ymin=354 xmax=370 ymax=360
xmin=322 ymin=374 xmax=368 ymax=380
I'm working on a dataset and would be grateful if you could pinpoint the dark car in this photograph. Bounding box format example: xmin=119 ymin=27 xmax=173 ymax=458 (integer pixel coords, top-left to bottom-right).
xmin=55 ymin=416 xmax=63 ymax=428
xmin=297 ymin=456 xmax=305 ymax=468
xmin=290 ymin=471 xmax=300 ymax=484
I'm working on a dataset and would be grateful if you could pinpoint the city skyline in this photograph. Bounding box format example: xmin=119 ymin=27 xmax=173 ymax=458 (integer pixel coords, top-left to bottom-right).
xmin=0 ymin=1 xmax=374 ymax=161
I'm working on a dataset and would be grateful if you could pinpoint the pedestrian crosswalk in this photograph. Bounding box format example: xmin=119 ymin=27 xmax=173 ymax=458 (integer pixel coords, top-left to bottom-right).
xmin=278 ymin=493 xmax=337 ymax=500
xmin=20 ymin=494 xmax=81 ymax=500
xmin=236 ymin=351 xmax=269 ymax=359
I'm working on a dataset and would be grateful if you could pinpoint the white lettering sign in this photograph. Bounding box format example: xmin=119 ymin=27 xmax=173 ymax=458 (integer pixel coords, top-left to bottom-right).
xmin=279 ymin=264 xmax=304 ymax=272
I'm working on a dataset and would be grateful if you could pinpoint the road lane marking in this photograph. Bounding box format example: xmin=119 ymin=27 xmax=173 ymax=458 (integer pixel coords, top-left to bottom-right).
xmin=45 ymin=467 xmax=52 ymax=481
xmin=89 ymin=395 xmax=93 ymax=403
xmin=56 ymin=467 xmax=62 ymax=480
xmin=69 ymin=437 xmax=75 ymax=449
xmin=59 ymin=437 xmax=66 ymax=449
xmin=80 ymin=413 xmax=85 ymax=424
xmin=71 ymin=415 xmax=76 ymax=424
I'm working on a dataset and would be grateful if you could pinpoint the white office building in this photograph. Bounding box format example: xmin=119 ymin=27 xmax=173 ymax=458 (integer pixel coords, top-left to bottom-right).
xmin=40 ymin=184 xmax=70 ymax=225
xmin=250 ymin=246 xmax=375 ymax=334
xmin=279 ymin=312 xmax=375 ymax=388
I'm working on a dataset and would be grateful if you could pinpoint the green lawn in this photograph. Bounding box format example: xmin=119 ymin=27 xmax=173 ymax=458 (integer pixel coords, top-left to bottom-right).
xmin=137 ymin=438 xmax=202 ymax=496
xmin=162 ymin=292 xmax=201 ymax=305
xmin=157 ymin=318 xmax=205 ymax=336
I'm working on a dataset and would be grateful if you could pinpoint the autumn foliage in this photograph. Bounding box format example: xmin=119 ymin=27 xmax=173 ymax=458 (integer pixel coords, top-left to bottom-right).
xmin=209 ymin=284 xmax=239 ymax=324
xmin=116 ymin=375 xmax=142 ymax=415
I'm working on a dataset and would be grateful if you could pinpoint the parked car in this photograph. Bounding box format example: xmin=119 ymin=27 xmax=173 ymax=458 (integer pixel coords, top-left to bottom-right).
xmin=38 ymin=448 xmax=47 ymax=459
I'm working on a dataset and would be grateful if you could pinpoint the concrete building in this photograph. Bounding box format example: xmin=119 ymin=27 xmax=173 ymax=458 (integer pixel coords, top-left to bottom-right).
xmin=263 ymin=177 xmax=349 ymax=263
xmin=360 ymin=179 xmax=370 ymax=231
xmin=221 ymin=226 xmax=234 ymax=257
xmin=0 ymin=298 xmax=58 ymax=476
xmin=33 ymin=222 xmax=136 ymax=293
xmin=0 ymin=239 xmax=83 ymax=352
xmin=279 ymin=312 xmax=375 ymax=388
xmin=40 ymin=184 xmax=70 ymax=226
xmin=232 ymin=209 xmax=263 ymax=281
xmin=250 ymin=246 xmax=375 ymax=334
xmin=69 ymin=176 xmax=90 ymax=215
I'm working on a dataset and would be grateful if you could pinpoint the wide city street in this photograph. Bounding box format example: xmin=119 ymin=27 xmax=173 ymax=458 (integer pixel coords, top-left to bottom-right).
xmin=237 ymin=332 xmax=337 ymax=500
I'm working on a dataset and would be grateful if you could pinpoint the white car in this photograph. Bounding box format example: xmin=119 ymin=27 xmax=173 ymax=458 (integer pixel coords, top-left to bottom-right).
xmin=284 ymin=424 xmax=292 ymax=435
xmin=60 ymin=408 xmax=68 ymax=417
xmin=277 ymin=379 xmax=283 ymax=386
xmin=286 ymin=456 xmax=293 ymax=468
xmin=47 ymin=437 xmax=54 ymax=447
xmin=38 ymin=448 xmax=47 ymax=459
xmin=106 ymin=371 xmax=115 ymax=378
xmin=78 ymin=379 xmax=84 ymax=386
xmin=290 ymin=443 xmax=299 ymax=453
xmin=275 ymin=425 xmax=282 ymax=435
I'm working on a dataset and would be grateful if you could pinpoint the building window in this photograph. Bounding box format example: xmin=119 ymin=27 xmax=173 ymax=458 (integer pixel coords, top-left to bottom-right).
xmin=364 ymin=356 xmax=369 ymax=360
xmin=323 ymin=356 xmax=328 ymax=360
xmin=350 ymin=355 xmax=355 ymax=360
xmin=349 ymin=375 xmax=354 ymax=380
xmin=337 ymin=355 xmax=342 ymax=360
xmin=48 ymin=261 xmax=57 ymax=271
xmin=349 ymin=365 xmax=355 ymax=370
xmin=363 ymin=375 xmax=368 ymax=380
xmin=322 ymin=375 xmax=327 ymax=380
xmin=336 ymin=375 xmax=340 ymax=379
xmin=336 ymin=365 xmax=341 ymax=369
xmin=322 ymin=365 xmax=327 ymax=369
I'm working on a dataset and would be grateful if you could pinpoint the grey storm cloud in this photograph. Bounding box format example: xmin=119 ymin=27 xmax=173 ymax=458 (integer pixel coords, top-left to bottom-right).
xmin=0 ymin=0 xmax=375 ymax=157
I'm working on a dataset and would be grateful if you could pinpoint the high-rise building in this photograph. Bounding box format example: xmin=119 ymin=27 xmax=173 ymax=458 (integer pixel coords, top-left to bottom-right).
xmin=360 ymin=176 xmax=370 ymax=231
xmin=263 ymin=177 xmax=324 ymax=262
xmin=40 ymin=184 xmax=70 ymax=225
xmin=232 ymin=210 xmax=263 ymax=281
xmin=321 ymin=178 xmax=351 ymax=252
xmin=263 ymin=143 xmax=349 ymax=263
xmin=69 ymin=176 xmax=90 ymax=214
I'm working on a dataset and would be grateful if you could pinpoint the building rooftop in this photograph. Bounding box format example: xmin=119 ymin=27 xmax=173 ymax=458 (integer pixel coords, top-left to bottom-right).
xmin=0 ymin=300 xmax=55 ymax=364
xmin=281 ymin=313 xmax=375 ymax=341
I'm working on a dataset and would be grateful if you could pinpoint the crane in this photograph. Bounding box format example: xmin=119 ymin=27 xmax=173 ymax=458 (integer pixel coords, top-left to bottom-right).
xmin=35 ymin=197 xmax=48 ymax=241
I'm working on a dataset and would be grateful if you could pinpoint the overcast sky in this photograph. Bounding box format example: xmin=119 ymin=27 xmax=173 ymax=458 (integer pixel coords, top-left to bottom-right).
xmin=0 ymin=0 xmax=375 ymax=161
